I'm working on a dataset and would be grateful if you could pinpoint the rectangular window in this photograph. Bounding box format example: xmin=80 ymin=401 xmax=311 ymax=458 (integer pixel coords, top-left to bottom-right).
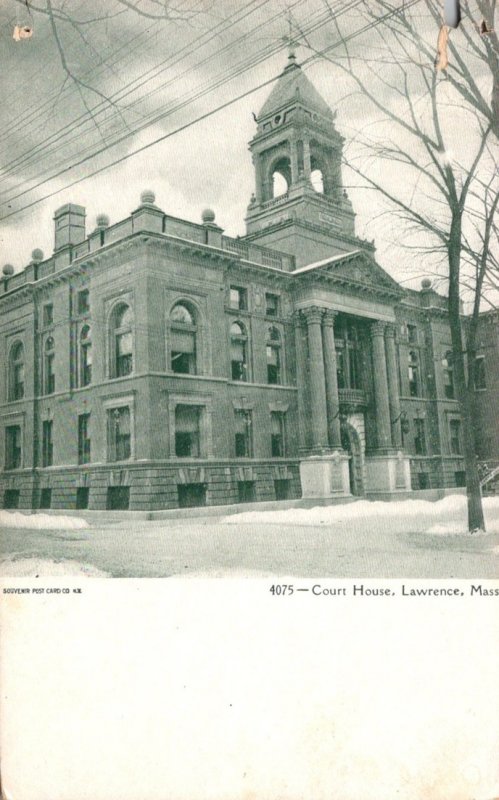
xmin=13 ymin=362 xmax=25 ymax=400
xmin=43 ymin=304 xmax=53 ymax=327
xmin=414 ymin=419 xmax=426 ymax=455
xmin=229 ymin=286 xmax=247 ymax=311
xmin=42 ymin=420 xmax=53 ymax=467
xmin=237 ymin=481 xmax=256 ymax=503
xmin=474 ymin=356 xmax=486 ymax=390
xmin=116 ymin=332 xmax=133 ymax=377
xmin=76 ymin=487 xmax=90 ymax=509
xmin=449 ymin=419 xmax=462 ymax=455
xmin=177 ymin=483 xmax=206 ymax=508
xmin=106 ymin=486 xmax=130 ymax=510
xmin=454 ymin=471 xmax=466 ymax=487
xmin=77 ymin=289 xmax=90 ymax=315
xmin=271 ymin=411 xmax=285 ymax=457
xmin=234 ymin=409 xmax=252 ymax=457
xmin=230 ymin=337 xmax=247 ymax=382
xmin=171 ymin=329 xmax=196 ymax=375
xmin=417 ymin=472 xmax=430 ymax=490
xmin=3 ymin=488 xmax=20 ymax=509
xmin=78 ymin=414 xmax=91 ymax=464
xmin=336 ymin=348 xmax=346 ymax=389
xmin=107 ymin=406 xmax=131 ymax=461
xmin=81 ymin=340 xmax=92 ymax=386
xmin=407 ymin=324 xmax=418 ymax=344
xmin=175 ymin=405 xmax=201 ymax=457
xmin=274 ymin=479 xmax=291 ymax=500
xmin=408 ymin=364 xmax=419 ymax=397
xmin=266 ymin=345 xmax=281 ymax=385
xmin=45 ymin=352 xmax=55 ymax=395
xmin=265 ymin=293 xmax=279 ymax=317
xmin=39 ymin=488 xmax=52 ymax=509
xmin=5 ymin=425 xmax=22 ymax=469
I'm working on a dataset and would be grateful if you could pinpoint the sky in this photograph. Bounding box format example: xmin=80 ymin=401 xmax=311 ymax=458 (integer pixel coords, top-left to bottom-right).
xmin=0 ymin=0 xmax=495 ymax=298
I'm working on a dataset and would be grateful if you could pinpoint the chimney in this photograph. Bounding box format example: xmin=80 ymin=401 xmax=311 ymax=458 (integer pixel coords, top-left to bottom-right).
xmin=53 ymin=204 xmax=86 ymax=251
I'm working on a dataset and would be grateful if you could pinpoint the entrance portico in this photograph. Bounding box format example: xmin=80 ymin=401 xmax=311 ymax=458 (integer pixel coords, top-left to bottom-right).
xmin=295 ymin=299 xmax=411 ymax=498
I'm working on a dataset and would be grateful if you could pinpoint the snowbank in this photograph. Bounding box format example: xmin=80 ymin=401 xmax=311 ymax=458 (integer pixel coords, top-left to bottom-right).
xmin=221 ymin=495 xmax=499 ymax=534
xmin=0 ymin=558 xmax=108 ymax=577
xmin=0 ymin=511 xmax=89 ymax=530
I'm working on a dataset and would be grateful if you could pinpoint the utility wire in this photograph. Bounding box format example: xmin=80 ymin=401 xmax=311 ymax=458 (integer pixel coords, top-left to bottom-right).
xmin=0 ymin=0 xmax=263 ymax=160
xmin=0 ymin=0 xmax=422 ymax=222
xmin=0 ymin=0 xmax=330 ymax=199
xmin=0 ymin=0 xmax=286 ymax=183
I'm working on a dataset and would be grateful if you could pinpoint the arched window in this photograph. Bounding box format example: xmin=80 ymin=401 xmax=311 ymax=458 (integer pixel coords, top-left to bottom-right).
xmin=271 ymin=157 xmax=291 ymax=199
xmin=310 ymin=168 xmax=324 ymax=193
xmin=80 ymin=325 xmax=92 ymax=387
xmin=442 ymin=351 xmax=454 ymax=398
xmin=408 ymin=350 xmax=419 ymax=397
xmin=44 ymin=337 xmax=55 ymax=395
xmin=110 ymin=303 xmax=133 ymax=378
xmin=9 ymin=341 xmax=25 ymax=400
xmin=170 ymin=302 xmax=196 ymax=375
xmin=230 ymin=321 xmax=248 ymax=381
xmin=266 ymin=326 xmax=281 ymax=385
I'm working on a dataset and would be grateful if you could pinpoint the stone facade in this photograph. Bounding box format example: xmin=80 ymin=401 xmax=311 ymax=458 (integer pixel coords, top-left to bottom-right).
xmin=1 ymin=56 xmax=497 ymax=510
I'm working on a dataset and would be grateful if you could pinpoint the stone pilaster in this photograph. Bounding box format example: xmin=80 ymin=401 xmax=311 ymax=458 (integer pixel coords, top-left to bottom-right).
xmin=371 ymin=321 xmax=392 ymax=450
xmin=302 ymin=306 xmax=329 ymax=452
xmin=322 ymin=310 xmax=342 ymax=448
xmin=289 ymin=139 xmax=299 ymax=185
xmin=385 ymin=324 xmax=402 ymax=448
xmin=303 ymin=138 xmax=312 ymax=179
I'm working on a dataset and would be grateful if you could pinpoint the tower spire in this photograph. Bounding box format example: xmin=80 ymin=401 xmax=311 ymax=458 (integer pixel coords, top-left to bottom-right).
xmin=284 ymin=8 xmax=298 ymax=66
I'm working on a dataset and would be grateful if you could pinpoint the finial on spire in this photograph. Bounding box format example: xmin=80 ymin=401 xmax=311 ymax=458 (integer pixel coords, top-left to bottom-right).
xmin=283 ymin=7 xmax=298 ymax=64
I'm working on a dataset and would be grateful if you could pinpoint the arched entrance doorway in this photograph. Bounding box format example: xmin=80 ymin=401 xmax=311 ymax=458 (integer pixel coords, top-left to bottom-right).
xmin=341 ymin=421 xmax=365 ymax=496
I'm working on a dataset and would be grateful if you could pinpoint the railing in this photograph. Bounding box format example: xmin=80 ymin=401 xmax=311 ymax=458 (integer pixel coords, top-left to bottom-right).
xmin=222 ymin=237 xmax=249 ymax=259
xmin=260 ymin=193 xmax=289 ymax=209
xmin=480 ymin=463 xmax=499 ymax=488
xmin=221 ymin=236 xmax=294 ymax=271
xmin=339 ymin=388 xmax=367 ymax=407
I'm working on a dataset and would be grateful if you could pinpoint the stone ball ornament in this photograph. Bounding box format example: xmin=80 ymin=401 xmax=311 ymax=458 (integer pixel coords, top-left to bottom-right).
xmin=2 ymin=264 xmax=14 ymax=276
xmin=140 ymin=190 xmax=156 ymax=205
xmin=202 ymin=208 xmax=216 ymax=224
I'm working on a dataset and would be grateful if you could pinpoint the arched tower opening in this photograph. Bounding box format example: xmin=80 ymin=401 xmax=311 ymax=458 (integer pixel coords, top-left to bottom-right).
xmin=245 ymin=54 xmax=357 ymax=264
xmin=271 ymin=156 xmax=291 ymax=198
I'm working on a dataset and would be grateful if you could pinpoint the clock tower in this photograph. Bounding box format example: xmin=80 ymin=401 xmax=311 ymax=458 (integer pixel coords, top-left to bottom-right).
xmin=245 ymin=53 xmax=368 ymax=267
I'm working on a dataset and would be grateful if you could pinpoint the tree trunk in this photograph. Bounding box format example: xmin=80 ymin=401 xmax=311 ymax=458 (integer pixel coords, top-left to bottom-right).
xmin=447 ymin=214 xmax=486 ymax=532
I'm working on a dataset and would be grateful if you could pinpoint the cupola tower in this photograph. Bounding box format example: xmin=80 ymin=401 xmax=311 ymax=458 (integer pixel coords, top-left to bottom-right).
xmin=245 ymin=54 xmax=362 ymax=267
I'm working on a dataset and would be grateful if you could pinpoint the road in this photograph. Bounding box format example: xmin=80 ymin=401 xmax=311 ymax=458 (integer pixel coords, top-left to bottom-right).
xmin=1 ymin=511 xmax=498 ymax=578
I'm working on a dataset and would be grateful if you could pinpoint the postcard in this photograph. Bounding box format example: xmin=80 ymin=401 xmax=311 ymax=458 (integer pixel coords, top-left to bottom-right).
xmin=0 ymin=0 xmax=498 ymax=797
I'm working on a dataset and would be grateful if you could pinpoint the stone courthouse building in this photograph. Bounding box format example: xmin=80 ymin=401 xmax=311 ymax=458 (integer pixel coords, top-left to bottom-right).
xmin=1 ymin=54 xmax=497 ymax=510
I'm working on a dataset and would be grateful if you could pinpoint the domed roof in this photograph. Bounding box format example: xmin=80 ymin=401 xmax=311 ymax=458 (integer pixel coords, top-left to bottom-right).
xmin=258 ymin=55 xmax=332 ymax=120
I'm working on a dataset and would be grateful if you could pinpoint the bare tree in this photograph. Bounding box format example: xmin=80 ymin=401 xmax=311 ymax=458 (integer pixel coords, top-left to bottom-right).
xmin=297 ymin=0 xmax=498 ymax=531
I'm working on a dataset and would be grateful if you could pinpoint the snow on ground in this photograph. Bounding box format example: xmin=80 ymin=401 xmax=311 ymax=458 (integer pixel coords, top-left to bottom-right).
xmin=0 ymin=557 xmax=108 ymax=577
xmin=0 ymin=511 xmax=89 ymax=530
xmin=222 ymin=495 xmax=499 ymax=535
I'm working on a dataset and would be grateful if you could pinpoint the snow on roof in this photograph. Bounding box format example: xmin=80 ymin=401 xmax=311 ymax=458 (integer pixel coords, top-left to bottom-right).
xmin=292 ymin=250 xmax=362 ymax=275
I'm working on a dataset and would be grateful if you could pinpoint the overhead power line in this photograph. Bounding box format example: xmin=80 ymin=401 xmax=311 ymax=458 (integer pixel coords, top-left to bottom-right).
xmin=0 ymin=0 xmax=267 ymax=171
xmin=0 ymin=0 xmax=422 ymax=223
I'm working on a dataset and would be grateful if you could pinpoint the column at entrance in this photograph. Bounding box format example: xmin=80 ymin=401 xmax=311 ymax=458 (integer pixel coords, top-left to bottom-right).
xmin=385 ymin=324 xmax=402 ymax=448
xmin=298 ymin=307 xmax=350 ymax=499
xmin=293 ymin=311 xmax=309 ymax=452
xmin=302 ymin=306 xmax=329 ymax=452
xmin=371 ymin=321 xmax=392 ymax=450
xmin=364 ymin=320 xmax=411 ymax=495
xmin=322 ymin=310 xmax=342 ymax=448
